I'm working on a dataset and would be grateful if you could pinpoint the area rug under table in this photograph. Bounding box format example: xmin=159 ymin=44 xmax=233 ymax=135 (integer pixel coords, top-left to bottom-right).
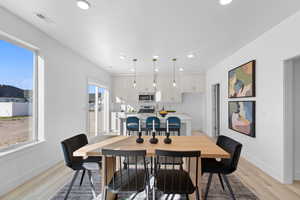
xmin=51 ymin=171 xmax=258 ymax=200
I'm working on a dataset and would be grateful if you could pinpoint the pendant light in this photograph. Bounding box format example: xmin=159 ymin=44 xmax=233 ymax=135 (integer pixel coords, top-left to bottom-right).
xmin=152 ymin=58 xmax=157 ymax=88
xmin=172 ymin=58 xmax=177 ymax=87
xmin=133 ymin=58 xmax=137 ymax=88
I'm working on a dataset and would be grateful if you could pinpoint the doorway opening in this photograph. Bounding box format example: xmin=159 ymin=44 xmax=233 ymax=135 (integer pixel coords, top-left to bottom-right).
xmin=284 ymin=56 xmax=300 ymax=183
xmin=212 ymin=83 xmax=220 ymax=138
xmin=87 ymin=84 xmax=109 ymax=137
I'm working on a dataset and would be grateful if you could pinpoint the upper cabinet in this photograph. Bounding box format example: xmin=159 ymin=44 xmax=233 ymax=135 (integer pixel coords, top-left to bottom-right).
xmin=112 ymin=73 xmax=205 ymax=103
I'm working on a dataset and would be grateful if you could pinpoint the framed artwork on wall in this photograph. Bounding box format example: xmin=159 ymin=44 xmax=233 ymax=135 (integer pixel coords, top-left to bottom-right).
xmin=228 ymin=101 xmax=255 ymax=137
xmin=228 ymin=60 xmax=256 ymax=98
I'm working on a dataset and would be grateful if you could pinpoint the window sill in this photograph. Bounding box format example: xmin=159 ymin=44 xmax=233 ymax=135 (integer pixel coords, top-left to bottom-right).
xmin=0 ymin=140 xmax=46 ymax=158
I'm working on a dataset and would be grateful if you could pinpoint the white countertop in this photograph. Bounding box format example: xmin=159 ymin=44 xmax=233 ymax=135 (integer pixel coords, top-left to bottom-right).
xmin=119 ymin=112 xmax=192 ymax=121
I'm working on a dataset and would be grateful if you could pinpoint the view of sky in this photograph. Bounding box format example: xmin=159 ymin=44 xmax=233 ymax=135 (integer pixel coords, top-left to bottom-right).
xmin=0 ymin=39 xmax=34 ymax=90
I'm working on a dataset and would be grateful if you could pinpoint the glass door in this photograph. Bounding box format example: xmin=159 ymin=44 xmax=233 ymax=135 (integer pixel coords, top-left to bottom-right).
xmin=88 ymin=84 xmax=109 ymax=137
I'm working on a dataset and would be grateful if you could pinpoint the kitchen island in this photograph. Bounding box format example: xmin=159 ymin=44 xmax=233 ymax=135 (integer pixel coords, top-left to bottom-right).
xmin=119 ymin=113 xmax=192 ymax=136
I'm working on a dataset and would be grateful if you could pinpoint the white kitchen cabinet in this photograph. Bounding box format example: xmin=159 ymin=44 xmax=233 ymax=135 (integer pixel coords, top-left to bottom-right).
xmin=112 ymin=74 xmax=204 ymax=103
xmin=180 ymin=74 xmax=205 ymax=93
xmin=157 ymin=77 xmax=182 ymax=103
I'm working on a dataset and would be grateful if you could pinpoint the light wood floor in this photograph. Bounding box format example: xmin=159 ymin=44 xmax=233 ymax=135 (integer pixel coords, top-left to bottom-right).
xmin=1 ymin=136 xmax=300 ymax=200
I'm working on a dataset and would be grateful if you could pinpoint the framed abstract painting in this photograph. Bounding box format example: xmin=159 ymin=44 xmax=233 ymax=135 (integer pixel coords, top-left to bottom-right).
xmin=228 ymin=101 xmax=255 ymax=137
xmin=228 ymin=60 xmax=256 ymax=98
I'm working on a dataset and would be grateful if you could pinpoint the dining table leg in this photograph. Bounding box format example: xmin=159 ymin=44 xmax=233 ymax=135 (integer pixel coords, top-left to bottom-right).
xmin=101 ymin=156 xmax=117 ymax=200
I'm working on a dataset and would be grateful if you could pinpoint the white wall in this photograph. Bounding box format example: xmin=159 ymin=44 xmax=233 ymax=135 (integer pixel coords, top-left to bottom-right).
xmin=205 ymin=9 xmax=300 ymax=183
xmin=293 ymin=58 xmax=300 ymax=180
xmin=162 ymin=93 xmax=205 ymax=131
xmin=0 ymin=7 xmax=111 ymax=195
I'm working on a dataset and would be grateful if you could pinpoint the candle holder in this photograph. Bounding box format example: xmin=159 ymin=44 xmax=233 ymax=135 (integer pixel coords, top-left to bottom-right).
xmin=164 ymin=132 xmax=172 ymax=144
xmin=149 ymin=131 xmax=159 ymax=144
xmin=136 ymin=131 xmax=144 ymax=144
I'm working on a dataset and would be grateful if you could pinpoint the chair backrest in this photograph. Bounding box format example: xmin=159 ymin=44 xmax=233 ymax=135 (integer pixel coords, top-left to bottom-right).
xmin=155 ymin=149 xmax=201 ymax=190
xmin=126 ymin=117 xmax=139 ymax=130
xmin=167 ymin=117 xmax=181 ymax=129
xmin=217 ymin=135 xmax=242 ymax=173
xmin=61 ymin=134 xmax=88 ymax=169
xmin=146 ymin=116 xmax=160 ymax=129
xmin=102 ymin=149 xmax=148 ymax=192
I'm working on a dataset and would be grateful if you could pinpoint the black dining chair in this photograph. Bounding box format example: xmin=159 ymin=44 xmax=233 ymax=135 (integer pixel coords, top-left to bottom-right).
xmin=102 ymin=149 xmax=150 ymax=200
xmin=202 ymin=135 xmax=242 ymax=200
xmin=154 ymin=149 xmax=201 ymax=200
xmin=61 ymin=134 xmax=101 ymax=200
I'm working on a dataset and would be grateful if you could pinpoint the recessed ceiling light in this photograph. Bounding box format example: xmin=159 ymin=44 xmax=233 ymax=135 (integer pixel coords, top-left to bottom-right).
xmin=153 ymin=55 xmax=159 ymax=59
xmin=154 ymin=68 xmax=159 ymax=72
xmin=219 ymin=0 xmax=232 ymax=5
xmin=120 ymin=55 xmax=125 ymax=60
xmin=130 ymin=68 xmax=135 ymax=72
xmin=179 ymin=67 xmax=184 ymax=72
xmin=77 ymin=0 xmax=91 ymax=10
xmin=187 ymin=54 xmax=195 ymax=58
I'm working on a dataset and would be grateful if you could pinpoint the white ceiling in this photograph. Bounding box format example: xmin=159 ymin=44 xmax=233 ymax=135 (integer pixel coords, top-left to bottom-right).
xmin=1 ymin=0 xmax=300 ymax=74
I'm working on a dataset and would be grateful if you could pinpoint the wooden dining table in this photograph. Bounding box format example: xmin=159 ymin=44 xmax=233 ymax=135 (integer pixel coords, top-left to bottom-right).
xmin=73 ymin=135 xmax=230 ymax=200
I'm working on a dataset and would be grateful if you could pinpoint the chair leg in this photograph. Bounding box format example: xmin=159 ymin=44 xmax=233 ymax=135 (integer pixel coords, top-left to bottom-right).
xmin=204 ymin=173 xmax=213 ymax=200
xmin=152 ymin=186 xmax=155 ymax=200
xmin=87 ymin=170 xmax=97 ymax=199
xmin=185 ymin=194 xmax=189 ymax=200
xmin=222 ymin=174 xmax=236 ymax=200
xmin=195 ymin=186 xmax=200 ymax=200
xmin=218 ymin=173 xmax=225 ymax=191
xmin=102 ymin=187 xmax=108 ymax=200
xmin=64 ymin=171 xmax=79 ymax=200
xmin=79 ymin=169 xmax=86 ymax=186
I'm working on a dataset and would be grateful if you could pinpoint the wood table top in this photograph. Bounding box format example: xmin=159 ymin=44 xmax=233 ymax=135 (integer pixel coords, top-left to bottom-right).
xmin=73 ymin=135 xmax=230 ymax=159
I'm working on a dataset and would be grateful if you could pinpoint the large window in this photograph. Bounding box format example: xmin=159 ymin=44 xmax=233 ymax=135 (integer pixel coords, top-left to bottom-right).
xmin=88 ymin=84 xmax=109 ymax=137
xmin=0 ymin=38 xmax=37 ymax=151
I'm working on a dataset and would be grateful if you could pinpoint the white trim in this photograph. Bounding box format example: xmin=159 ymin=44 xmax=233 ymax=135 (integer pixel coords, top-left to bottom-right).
xmin=0 ymin=30 xmax=39 ymax=51
xmin=283 ymin=59 xmax=294 ymax=184
xmin=0 ymin=140 xmax=45 ymax=160
xmin=0 ymin=33 xmax=43 ymax=154
xmin=243 ymin=150 xmax=283 ymax=182
xmin=86 ymin=79 xmax=110 ymax=136
xmin=0 ymin=157 xmax=60 ymax=196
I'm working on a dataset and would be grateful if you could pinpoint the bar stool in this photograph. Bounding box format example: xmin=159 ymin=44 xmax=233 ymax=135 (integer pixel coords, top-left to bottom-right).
xmin=126 ymin=116 xmax=139 ymax=136
xmin=146 ymin=116 xmax=161 ymax=135
xmin=167 ymin=117 xmax=181 ymax=136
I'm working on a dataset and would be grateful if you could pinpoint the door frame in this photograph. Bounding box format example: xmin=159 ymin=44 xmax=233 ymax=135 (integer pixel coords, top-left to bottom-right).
xmin=86 ymin=78 xmax=110 ymax=136
xmin=283 ymin=55 xmax=300 ymax=184
xmin=211 ymin=83 xmax=221 ymax=138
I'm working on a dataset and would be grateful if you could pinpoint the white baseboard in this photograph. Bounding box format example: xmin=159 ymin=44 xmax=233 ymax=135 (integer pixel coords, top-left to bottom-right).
xmin=242 ymin=152 xmax=284 ymax=183
xmin=0 ymin=159 xmax=62 ymax=196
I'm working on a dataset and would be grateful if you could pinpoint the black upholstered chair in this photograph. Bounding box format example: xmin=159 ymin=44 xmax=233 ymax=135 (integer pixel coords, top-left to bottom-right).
xmin=102 ymin=149 xmax=150 ymax=200
xmin=61 ymin=134 xmax=101 ymax=200
xmin=202 ymin=135 xmax=242 ymax=200
xmin=154 ymin=149 xmax=201 ymax=200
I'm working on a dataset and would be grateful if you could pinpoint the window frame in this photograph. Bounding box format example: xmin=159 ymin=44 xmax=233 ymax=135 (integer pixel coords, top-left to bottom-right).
xmin=0 ymin=32 xmax=40 ymax=153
